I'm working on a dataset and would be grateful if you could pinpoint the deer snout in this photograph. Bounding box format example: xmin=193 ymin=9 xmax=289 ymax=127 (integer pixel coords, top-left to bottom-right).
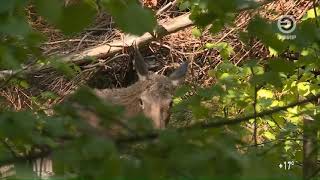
xmin=146 ymin=104 xmax=170 ymax=129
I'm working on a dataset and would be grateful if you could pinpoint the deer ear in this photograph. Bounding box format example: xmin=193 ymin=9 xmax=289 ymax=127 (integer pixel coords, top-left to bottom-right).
xmin=134 ymin=41 xmax=149 ymax=81
xmin=169 ymin=62 xmax=188 ymax=86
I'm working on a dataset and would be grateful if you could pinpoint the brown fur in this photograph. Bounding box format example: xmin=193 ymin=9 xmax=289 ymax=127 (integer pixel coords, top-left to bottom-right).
xmin=95 ymin=74 xmax=174 ymax=116
xmin=79 ymin=74 xmax=176 ymax=137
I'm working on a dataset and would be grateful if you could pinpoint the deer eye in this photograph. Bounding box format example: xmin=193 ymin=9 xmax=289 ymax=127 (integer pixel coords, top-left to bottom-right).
xmin=139 ymin=98 xmax=144 ymax=108
xmin=169 ymin=101 xmax=173 ymax=107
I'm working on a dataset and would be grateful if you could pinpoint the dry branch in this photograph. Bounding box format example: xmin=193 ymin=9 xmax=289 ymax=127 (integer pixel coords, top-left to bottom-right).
xmin=62 ymin=13 xmax=193 ymax=64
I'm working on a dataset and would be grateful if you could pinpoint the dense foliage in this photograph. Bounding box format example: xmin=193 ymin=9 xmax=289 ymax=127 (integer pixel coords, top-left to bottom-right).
xmin=0 ymin=0 xmax=320 ymax=179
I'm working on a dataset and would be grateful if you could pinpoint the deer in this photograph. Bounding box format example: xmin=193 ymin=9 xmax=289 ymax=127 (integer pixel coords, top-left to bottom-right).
xmin=30 ymin=42 xmax=188 ymax=179
xmin=85 ymin=43 xmax=188 ymax=133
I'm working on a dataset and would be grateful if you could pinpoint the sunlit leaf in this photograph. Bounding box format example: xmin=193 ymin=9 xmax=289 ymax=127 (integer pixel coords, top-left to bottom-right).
xmin=192 ymin=27 xmax=202 ymax=38
xmin=19 ymin=80 xmax=29 ymax=89
xmin=302 ymin=6 xmax=320 ymax=20
xmin=268 ymin=47 xmax=278 ymax=57
xmin=264 ymin=131 xmax=276 ymax=140
xmin=257 ymin=89 xmax=273 ymax=99
xmin=297 ymin=82 xmax=311 ymax=96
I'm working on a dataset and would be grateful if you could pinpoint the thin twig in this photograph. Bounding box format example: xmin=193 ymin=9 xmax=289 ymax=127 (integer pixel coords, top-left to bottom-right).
xmin=76 ymin=32 xmax=94 ymax=52
xmin=82 ymin=54 xmax=130 ymax=69
xmin=156 ymin=0 xmax=178 ymax=15
xmin=43 ymin=39 xmax=102 ymax=45
xmin=313 ymin=0 xmax=319 ymax=27
xmin=250 ymin=67 xmax=258 ymax=147
xmin=240 ymin=138 xmax=303 ymax=149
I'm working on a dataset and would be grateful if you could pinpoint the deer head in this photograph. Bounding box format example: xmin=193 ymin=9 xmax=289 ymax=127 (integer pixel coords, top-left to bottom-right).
xmin=133 ymin=42 xmax=188 ymax=129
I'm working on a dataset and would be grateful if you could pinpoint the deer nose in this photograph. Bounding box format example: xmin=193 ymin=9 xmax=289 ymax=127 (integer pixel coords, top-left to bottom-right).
xmin=158 ymin=113 xmax=170 ymax=130
xmin=155 ymin=117 xmax=166 ymax=129
xmin=150 ymin=104 xmax=170 ymax=129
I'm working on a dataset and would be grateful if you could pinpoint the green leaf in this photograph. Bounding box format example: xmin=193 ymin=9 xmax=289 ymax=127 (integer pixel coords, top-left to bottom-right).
xmin=205 ymin=42 xmax=234 ymax=60
xmin=0 ymin=17 xmax=31 ymax=36
xmin=251 ymin=71 xmax=282 ymax=88
xmin=192 ymin=27 xmax=202 ymax=38
xmin=302 ymin=6 xmax=320 ymax=20
xmin=269 ymin=59 xmax=295 ymax=74
xmin=297 ymin=82 xmax=311 ymax=96
xmin=0 ymin=0 xmax=15 ymax=13
xmin=257 ymin=89 xmax=273 ymax=99
xmin=58 ymin=1 xmax=96 ymax=35
xmin=175 ymin=84 xmax=191 ymax=97
xmin=40 ymin=91 xmax=58 ymax=99
xmin=244 ymin=59 xmax=259 ymax=68
xmin=34 ymin=0 xmax=63 ymax=23
xmin=0 ymin=45 xmax=19 ymax=69
xmin=19 ymin=80 xmax=29 ymax=89
xmin=205 ymin=43 xmax=215 ymax=49
xmin=198 ymin=85 xmax=224 ymax=99
xmin=263 ymin=131 xmax=276 ymax=140
xmin=268 ymin=47 xmax=278 ymax=57
xmin=292 ymin=19 xmax=320 ymax=48
xmin=239 ymin=31 xmax=250 ymax=44
xmin=247 ymin=16 xmax=287 ymax=52
xmin=101 ymin=0 xmax=156 ymax=35
xmin=179 ymin=1 xmax=191 ymax=10
xmin=50 ymin=60 xmax=77 ymax=78
xmin=209 ymin=19 xmax=224 ymax=34
xmin=0 ymin=111 xmax=36 ymax=141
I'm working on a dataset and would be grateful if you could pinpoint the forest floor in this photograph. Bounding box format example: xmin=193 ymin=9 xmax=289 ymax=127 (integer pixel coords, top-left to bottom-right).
xmin=0 ymin=0 xmax=313 ymax=111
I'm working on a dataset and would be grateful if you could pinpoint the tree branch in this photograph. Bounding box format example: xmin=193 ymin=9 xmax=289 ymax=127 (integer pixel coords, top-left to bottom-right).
xmin=1 ymin=93 xmax=317 ymax=165
xmin=116 ymin=94 xmax=320 ymax=144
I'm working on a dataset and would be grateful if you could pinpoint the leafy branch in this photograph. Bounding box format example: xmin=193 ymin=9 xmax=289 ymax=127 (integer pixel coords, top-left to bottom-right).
xmin=116 ymin=93 xmax=320 ymax=144
xmin=2 ymin=93 xmax=318 ymax=166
